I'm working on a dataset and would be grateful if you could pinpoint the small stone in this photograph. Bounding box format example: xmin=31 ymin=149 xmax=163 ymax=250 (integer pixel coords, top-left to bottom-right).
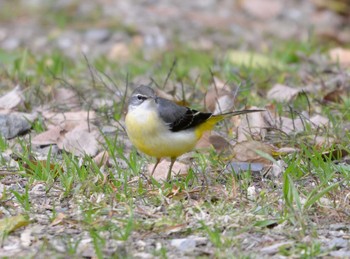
xmin=329 ymin=250 xmax=350 ymax=257
xmin=330 ymin=224 xmax=349 ymax=231
xmin=170 ymin=238 xmax=196 ymax=252
xmin=329 ymin=238 xmax=349 ymax=249
xmin=85 ymin=29 xmax=111 ymax=43
xmin=261 ymin=242 xmax=293 ymax=254
xmin=0 ymin=114 xmax=31 ymax=139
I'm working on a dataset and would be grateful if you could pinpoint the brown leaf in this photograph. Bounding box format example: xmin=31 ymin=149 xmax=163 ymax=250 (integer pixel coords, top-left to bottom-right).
xmin=279 ymin=116 xmax=306 ymax=134
xmin=0 ymin=215 xmax=30 ymax=239
xmin=204 ymin=82 xmax=233 ymax=113
xmin=42 ymin=111 xmax=96 ymax=128
xmin=232 ymin=141 xmax=275 ymax=164
xmin=329 ymin=47 xmax=350 ymax=67
xmin=267 ymin=84 xmax=306 ymax=102
xmin=310 ymin=115 xmax=329 ymax=127
xmin=236 ymin=107 xmax=267 ymax=142
xmin=148 ymin=160 xmax=189 ymax=181
xmin=108 ymin=43 xmax=130 ymax=61
xmin=209 ymin=135 xmax=231 ymax=153
xmin=93 ymin=151 xmax=110 ymax=167
xmin=52 ymin=88 xmax=80 ymax=110
xmin=0 ymin=86 xmax=23 ymax=110
xmin=323 ymin=86 xmax=346 ymax=103
xmin=195 ymin=131 xmax=212 ymax=149
xmin=50 ymin=213 xmax=66 ymax=226
xmin=58 ymin=127 xmax=100 ymax=157
xmin=32 ymin=126 xmax=63 ymax=146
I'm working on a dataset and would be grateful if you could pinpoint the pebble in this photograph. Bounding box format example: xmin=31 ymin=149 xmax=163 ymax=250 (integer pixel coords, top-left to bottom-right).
xmin=0 ymin=114 xmax=31 ymax=139
xmin=84 ymin=29 xmax=111 ymax=43
xmin=170 ymin=238 xmax=196 ymax=252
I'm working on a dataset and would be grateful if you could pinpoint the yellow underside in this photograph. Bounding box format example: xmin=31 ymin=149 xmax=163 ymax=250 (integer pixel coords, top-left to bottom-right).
xmin=126 ymin=110 xmax=224 ymax=159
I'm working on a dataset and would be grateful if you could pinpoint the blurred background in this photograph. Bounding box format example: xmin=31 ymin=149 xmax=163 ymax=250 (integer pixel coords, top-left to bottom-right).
xmin=0 ymin=0 xmax=349 ymax=60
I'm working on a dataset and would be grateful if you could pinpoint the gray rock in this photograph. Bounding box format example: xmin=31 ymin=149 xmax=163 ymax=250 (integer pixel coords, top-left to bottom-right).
xmin=0 ymin=114 xmax=31 ymax=139
xmin=170 ymin=238 xmax=196 ymax=252
xmin=261 ymin=242 xmax=293 ymax=255
xmin=329 ymin=250 xmax=350 ymax=257
xmin=329 ymin=238 xmax=349 ymax=249
xmin=85 ymin=29 xmax=111 ymax=43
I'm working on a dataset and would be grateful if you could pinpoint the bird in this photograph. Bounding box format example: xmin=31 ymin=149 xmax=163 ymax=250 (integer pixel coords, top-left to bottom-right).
xmin=125 ymin=85 xmax=263 ymax=181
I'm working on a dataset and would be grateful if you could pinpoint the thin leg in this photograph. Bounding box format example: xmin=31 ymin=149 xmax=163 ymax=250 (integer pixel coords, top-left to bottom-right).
xmin=166 ymin=157 xmax=176 ymax=181
xmin=151 ymin=158 xmax=161 ymax=177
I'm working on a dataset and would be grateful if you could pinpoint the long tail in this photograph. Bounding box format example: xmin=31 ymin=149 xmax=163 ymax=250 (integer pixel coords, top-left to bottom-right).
xmin=195 ymin=109 xmax=265 ymax=138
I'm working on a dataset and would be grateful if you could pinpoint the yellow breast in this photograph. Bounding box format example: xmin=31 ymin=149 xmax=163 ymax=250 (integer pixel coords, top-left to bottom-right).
xmin=125 ymin=109 xmax=198 ymax=158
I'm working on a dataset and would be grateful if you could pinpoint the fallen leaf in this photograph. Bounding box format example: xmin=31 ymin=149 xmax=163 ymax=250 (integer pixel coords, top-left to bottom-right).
xmin=93 ymin=151 xmax=110 ymax=167
xmin=58 ymin=127 xmax=100 ymax=157
xmin=42 ymin=111 xmax=96 ymax=128
xmin=195 ymin=131 xmax=212 ymax=149
xmin=236 ymin=107 xmax=267 ymax=142
xmin=232 ymin=141 xmax=275 ymax=164
xmin=204 ymin=82 xmax=233 ymax=113
xmin=50 ymin=212 xmax=66 ymax=226
xmin=310 ymin=114 xmax=329 ymax=127
xmin=323 ymin=86 xmax=346 ymax=103
xmin=0 ymin=86 xmax=23 ymax=110
xmin=329 ymin=47 xmax=350 ymax=67
xmin=32 ymin=126 xmax=63 ymax=146
xmin=52 ymin=88 xmax=80 ymax=110
xmin=209 ymin=135 xmax=231 ymax=154
xmin=108 ymin=43 xmax=130 ymax=61
xmin=279 ymin=116 xmax=306 ymax=134
xmin=267 ymin=84 xmax=306 ymax=102
xmin=148 ymin=160 xmax=189 ymax=181
xmin=0 ymin=215 xmax=30 ymax=239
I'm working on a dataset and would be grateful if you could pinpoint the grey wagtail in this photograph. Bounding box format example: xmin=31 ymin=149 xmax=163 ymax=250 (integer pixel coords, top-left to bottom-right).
xmin=125 ymin=85 xmax=263 ymax=181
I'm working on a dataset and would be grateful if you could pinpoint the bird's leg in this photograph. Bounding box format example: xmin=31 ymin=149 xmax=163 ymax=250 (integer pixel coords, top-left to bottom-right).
xmin=151 ymin=158 xmax=161 ymax=177
xmin=166 ymin=157 xmax=176 ymax=181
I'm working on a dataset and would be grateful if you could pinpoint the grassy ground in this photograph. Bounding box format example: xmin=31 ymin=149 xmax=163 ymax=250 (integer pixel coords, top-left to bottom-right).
xmin=0 ymin=2 xmax=350 ymax=257
xmin=0 ymin=40 xmax=349 ymax=258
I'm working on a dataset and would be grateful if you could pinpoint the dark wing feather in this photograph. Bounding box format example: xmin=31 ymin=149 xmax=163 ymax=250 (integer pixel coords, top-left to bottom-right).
xmin=156 ymin=97 xmax=212 ymax=132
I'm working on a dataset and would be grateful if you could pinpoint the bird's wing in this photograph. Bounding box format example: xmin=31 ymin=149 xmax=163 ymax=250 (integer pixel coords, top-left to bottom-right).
xmin=156 ymin=97 xmax=212 ymax=132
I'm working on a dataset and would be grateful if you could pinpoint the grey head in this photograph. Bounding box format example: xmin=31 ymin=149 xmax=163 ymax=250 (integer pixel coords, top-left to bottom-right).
xmin=128 ymin=85 xmax=157 ymax=108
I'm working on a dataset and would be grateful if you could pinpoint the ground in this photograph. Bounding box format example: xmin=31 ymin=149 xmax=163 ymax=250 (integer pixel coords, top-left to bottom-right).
xmin=0 ymin=0 xmax=350 ymax=258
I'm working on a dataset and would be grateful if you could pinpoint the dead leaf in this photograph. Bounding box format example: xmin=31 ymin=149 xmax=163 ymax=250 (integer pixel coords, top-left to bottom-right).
xmin=42 ymin=111 xmax=96 ymax=128
xmin=267 ymin=84 xmax=306 ymax=102
xmin=32 ymin=126 xmax=63 ymax=146
xmin=93 ymin=151 xmax=110 ymax=167
xmin=50 ymin=213 xmax=66 ymax=226
xmin=58 ymin=127 xmax=100 ymax=157
xmin=323 ymin=86 xmax=346 ymax=103
xmin=279 ymin=116 xmax=306 ymax=134
xmin=232 ymin=141 xmax=275 ymax=164
xmin=108 ymin=43 xmax=130 ymax=61
xmin=0 ymin=215 xmax=30 ymax=239
xmin=52 ymin=88 xmax=80 ymax=109
xmin=0 ymin=86 xmax=23 ymax=110
xmin=148 ymin=160 xmax=189 ymax=181
xmin=329 ymin=47 xmax=350 ymax=67
xmin=204 ymin=82 xmax=233 ymax=113
xmin=209 ymin=135 xmax=231 ymax=153
xmin=236 ymin=107 xmax=267 ymax=142
xmin=195 ymin=131 xmax=212 ymax=149
xmin=310 ymin=114 xmax=329 ymax=127
xmin=241 ymin=0 xmax=283 ymax=20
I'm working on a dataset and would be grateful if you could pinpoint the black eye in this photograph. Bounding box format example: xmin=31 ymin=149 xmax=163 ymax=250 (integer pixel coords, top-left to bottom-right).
xmin=137 ymin=95 xmax=146 ymax=100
